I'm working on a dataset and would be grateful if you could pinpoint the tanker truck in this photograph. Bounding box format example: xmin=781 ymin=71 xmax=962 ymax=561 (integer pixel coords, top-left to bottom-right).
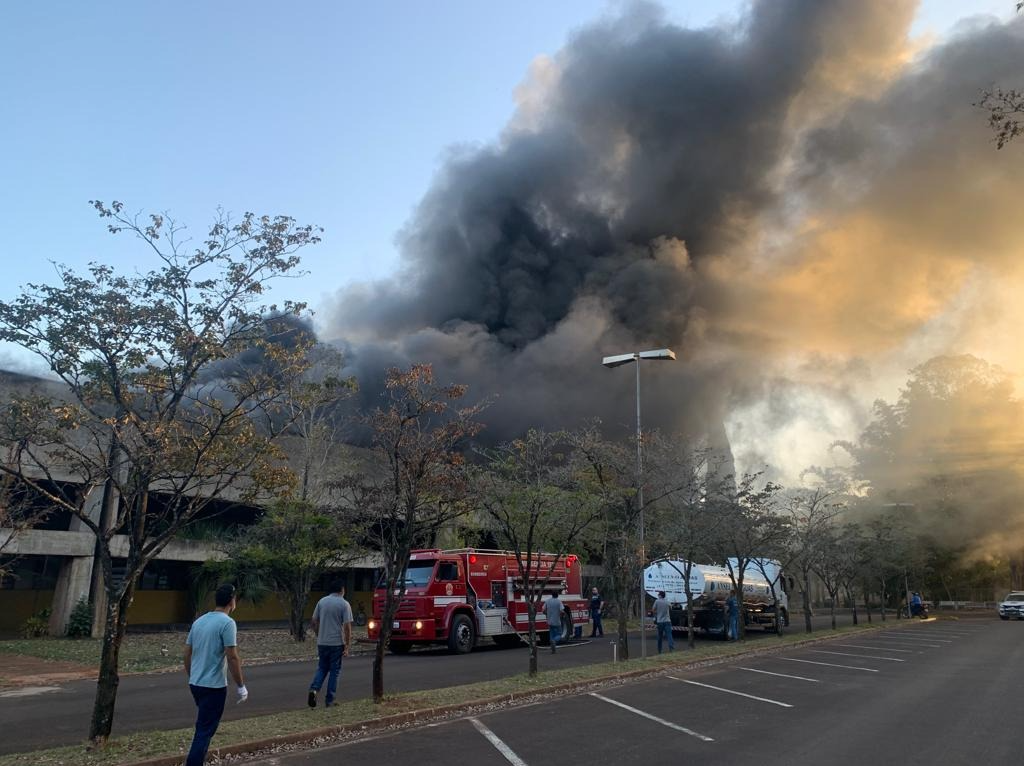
xmin=643 ymin=558 xmax=789 ymax=636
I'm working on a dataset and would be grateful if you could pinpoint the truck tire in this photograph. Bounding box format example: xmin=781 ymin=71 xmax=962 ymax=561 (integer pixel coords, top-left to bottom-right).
xmin=389 ymin=641 xmax=412 ymax=655
xmin=561 ymin=612 xmax=573 ymax=642
xmin=448 ymin=613 xmax=476 ymax=654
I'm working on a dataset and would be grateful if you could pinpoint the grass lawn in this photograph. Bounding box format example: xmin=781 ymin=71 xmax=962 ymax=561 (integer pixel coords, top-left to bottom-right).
xmin=0 ymin=623 xmax=887 ymax=766
xmin=0 ymin=627 xmax=369 ymax=674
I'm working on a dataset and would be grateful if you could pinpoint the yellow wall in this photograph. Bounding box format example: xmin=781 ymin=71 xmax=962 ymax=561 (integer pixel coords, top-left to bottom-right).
xmin=0 ymin=590 xmax=55 ymax=634
xmin=127 ymin=591 xmax=191 ymax=626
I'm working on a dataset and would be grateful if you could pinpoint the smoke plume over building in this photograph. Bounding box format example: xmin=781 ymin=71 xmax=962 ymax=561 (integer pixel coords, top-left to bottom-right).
xmin=325 ymin=0 xmax=1024 ymax=485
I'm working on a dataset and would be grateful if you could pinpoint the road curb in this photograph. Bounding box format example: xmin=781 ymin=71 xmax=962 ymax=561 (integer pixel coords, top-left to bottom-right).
xmin=122 ymin=621 xmax=919 ymax=766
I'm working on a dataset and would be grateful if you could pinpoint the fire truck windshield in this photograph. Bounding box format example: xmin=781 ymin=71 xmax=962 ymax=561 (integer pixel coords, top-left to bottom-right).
xmin=403 ymin=560 xmax=436 ymax=587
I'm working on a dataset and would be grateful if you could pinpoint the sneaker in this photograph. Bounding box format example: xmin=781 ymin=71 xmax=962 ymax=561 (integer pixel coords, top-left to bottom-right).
xmin=308 ymin=690 xmax=317 ymax=708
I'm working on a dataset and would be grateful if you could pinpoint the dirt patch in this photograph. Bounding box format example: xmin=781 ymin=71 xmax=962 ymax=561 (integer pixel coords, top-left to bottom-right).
xmin=0 ymin=654 xmax=95 ymax=688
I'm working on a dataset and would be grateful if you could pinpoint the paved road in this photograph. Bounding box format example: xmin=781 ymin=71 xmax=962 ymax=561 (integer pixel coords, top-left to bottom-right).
xmin=252 ymin=617 xmax=1018 ymax=766
xmin=0 ymin=613 xmax=863 ymax=754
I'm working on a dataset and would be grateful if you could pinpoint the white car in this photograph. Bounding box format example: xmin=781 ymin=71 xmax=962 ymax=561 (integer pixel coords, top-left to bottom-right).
xmin=998 ymin=592 xmax=1024 ymax=620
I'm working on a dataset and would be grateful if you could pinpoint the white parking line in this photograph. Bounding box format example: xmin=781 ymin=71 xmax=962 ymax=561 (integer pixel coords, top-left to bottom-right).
xmin=780 ymin=658 xmax=879 ymax=672
xmin=866 ymin=638 xmax=942 ymax=648
xmin=668 ymin=677 xmax=793 ymax=708
xmin=808 ymin=649 xmax=905 ymax=663
xmin=736 ymin=667 xmax=820 ymax=683
xmin=589 ymin=692 xmax=714 ymax=741
xmin=877 ymin=634 xmax=952 ymax=644
xmin=469 ymin=717 xmax=529 ymax=766
xmin=838 ymin=643 xmax=919 ymax=653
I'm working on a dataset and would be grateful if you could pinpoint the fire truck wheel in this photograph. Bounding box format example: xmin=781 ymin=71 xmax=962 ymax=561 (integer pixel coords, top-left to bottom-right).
xmin=389 ymin=642 xmax=412 ymax=655
xmin=448 ymin=614 xmax=476 ymax=654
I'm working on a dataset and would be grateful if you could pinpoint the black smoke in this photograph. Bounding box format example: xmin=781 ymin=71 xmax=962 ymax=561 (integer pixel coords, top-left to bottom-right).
xmin=323 ymin=0 xmax=1024 ymax=467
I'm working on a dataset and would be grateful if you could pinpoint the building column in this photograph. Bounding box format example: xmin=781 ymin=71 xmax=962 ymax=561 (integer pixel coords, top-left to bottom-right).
xmin=48 ymin=555 xmax=93 ymax=636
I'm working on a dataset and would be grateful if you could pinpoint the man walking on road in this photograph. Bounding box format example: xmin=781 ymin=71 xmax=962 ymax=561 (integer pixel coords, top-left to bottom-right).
xmin=652 ymin=590 xmax=674 ymax=653
xmin=589 ymin=586 xmax=604 ymax=638
xmin=184 ymin=583 xmax=247 ymax=766
xmin=307 ymin=579 xmax=353 ymax=708
xmin=544 ymin=592 xmax=564 ymax=653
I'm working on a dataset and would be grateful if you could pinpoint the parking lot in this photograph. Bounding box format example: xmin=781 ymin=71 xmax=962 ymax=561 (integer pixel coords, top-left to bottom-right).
xmin=255 ymin=620 xmax=1021 ymax=765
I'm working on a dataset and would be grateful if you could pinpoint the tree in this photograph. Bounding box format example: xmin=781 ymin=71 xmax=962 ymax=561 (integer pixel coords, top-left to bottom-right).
xmin=219 ymin=500 xmax=362 ymax=641
xmin=713 ymin=473 xmax=784 ymax=641
xmin=780 ymin=487 xmax=845 ymax=633
xmin=474 ymin=429 xmax=602 ymax=676
xmin=645 ymin=446 xmax=725 ymax=649
xmin=811 ymin=525 xmax=844 ymax=630
xmin=0 ymin=201 xmax=319 ymax=745
xmin=975 ymin=3 xmax=1024 ymax=148
xmin=838 ymin=355 xmax=1024 ymax=605
xmin=569 ymin=425 xmax=647 ymax=661
xmin=278 ymin=343 xmax=357 ymax=505
xmin=340 ymin=364 xmax=484 ymax=703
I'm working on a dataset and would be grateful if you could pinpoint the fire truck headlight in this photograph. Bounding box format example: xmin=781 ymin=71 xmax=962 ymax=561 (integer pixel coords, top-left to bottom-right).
xmin=368 ymin=620 xmax=377 ymax=631
xmin=415 ymin=621 xmax=423 ymax=630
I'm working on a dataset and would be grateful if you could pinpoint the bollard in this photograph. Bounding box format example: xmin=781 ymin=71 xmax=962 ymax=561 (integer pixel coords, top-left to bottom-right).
xmin=611 ymin=641 xmax=618 ymax=663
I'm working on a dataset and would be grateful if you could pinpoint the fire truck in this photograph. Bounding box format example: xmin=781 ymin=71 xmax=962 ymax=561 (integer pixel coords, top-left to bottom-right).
xmin=368 ymin=548 xmax=590 ymax=654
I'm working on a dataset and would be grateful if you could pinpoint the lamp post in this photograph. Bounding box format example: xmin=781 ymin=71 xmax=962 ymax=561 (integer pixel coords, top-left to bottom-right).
xmin=602 ymin=348 xmax=676 ymax=659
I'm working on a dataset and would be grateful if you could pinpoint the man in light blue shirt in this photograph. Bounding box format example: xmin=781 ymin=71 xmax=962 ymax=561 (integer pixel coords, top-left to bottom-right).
xmin=184 ymin=583 xmax=247 ymax=766
xmin=544 ymin=593 xmax=564 ymax=653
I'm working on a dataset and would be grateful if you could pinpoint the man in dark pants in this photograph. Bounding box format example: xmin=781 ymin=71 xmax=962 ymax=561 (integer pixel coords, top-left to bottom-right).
xmin=307 ymin=579 xmax=353 ymax=708
xmin=589 ymin=586 xmax=604 ymax=638
xmin=184 ymin=583 xmax=247 ymax=766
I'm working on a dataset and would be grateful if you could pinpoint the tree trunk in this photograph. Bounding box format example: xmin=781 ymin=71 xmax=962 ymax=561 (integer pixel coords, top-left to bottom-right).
xmin=848 ymin=587 xmax=858 ymax=625
xmin=802 ymin=571 xmax=813 ymax=633
xmin=616 ymin=612 xmax=630 ymax=661
xmin=879 ymin=580 xmax=887 ymax=622
xmin=527 ymin=605 xmax=538 ymax=677
xmin=683 ymin=565 xmax=696 ymax=649
xmin=830 ymin=593 xmax=837 ymax=630
xmin=288 ymin=588 xmax=309 ymax=642
xmin=88 ymin=580 xmax=135 ymax=744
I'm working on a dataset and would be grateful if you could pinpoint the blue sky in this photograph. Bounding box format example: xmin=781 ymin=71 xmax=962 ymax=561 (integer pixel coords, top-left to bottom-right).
xmin=0 ymin=0 xmax=1011 ymax=371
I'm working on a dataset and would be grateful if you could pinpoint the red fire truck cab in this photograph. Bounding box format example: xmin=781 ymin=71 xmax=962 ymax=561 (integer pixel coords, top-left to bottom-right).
xmin=368 ymin=548 xmax=589 ymax=654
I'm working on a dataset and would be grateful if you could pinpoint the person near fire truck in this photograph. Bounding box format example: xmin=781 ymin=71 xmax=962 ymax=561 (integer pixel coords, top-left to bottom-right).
xmin=544 ymin=591 xmax=564 ymax=653
xmin=589 ymin=586 xmax=605 ymax=638
xmin=307 ymin=579 xmax=353 ymax=708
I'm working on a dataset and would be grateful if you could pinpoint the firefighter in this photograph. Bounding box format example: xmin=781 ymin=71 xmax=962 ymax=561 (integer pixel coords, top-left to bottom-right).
xmin=590 ymin=587 xmax=605 ymax=638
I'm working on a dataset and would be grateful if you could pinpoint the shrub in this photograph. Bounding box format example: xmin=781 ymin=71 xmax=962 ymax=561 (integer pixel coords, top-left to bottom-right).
xmin=66 ymin=597 xmax=92 ymax=638
xmin=21 ymin=608 xmax=51 ymax=639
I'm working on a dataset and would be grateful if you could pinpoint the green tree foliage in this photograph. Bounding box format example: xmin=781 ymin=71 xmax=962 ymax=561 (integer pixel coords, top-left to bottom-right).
xmin=219 ymin=500 xmax=362 ymax=641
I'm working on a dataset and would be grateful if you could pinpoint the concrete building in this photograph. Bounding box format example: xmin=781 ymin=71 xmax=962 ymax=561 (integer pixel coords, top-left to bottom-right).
xmin=0 ymin=371 xmax=379 ymax=635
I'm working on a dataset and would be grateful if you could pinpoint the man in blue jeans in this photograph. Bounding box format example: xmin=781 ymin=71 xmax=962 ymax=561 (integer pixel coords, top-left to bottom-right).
xmin=184 ymin=583 xmax=248 ymax=766
xmin=651 ymin=590 xmax=674 ymax=653
xmin=726 ymin=589 xmax=740 ymax=640
xmin=544 ymin=592 xmax=563 ymax=653
xmin=307 ymin=579 xmax=353 ymax=708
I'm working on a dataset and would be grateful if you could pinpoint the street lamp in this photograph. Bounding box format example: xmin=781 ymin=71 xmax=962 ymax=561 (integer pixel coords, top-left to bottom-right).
xmin=602 ymin=348 xmax=676 ymax=659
